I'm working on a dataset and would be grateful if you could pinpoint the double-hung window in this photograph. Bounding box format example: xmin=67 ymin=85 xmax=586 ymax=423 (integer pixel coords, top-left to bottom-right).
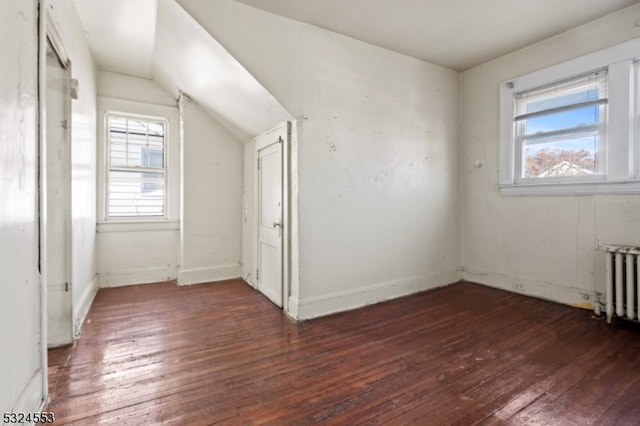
xmin=97 ymin=97 xmax=179 ymax=232
xmin=106 ymin=115 xmax=167 ymax=218
xmin=499 ymin=38 xmax=640 ymax=195
xmin=515 ymin=70 xmax=607 ymax=180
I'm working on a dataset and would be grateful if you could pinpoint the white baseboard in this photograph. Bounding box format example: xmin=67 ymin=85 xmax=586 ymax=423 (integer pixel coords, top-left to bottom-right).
xmin=97 ymin=266 xmax=178 ymax=288
xmin=290 ymin=269 xmax=462 ymax=321
xmin=11 ymin=369 xmax=44 ymax=418
xmin=74 ymin=275 xmax=98 ymax=338
xmin=286 ymin=296 xmax=300 ymax=320
xmin=241 ymin=265 xmax=254 ymax=287
xmin=462 ymin=268 xmax=595 ymax=310
xmin=178 ymin=263 xmax=242 ymax=286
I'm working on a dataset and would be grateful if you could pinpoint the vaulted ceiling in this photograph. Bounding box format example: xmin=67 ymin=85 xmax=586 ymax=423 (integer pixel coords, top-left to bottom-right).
xmin=75 ymin=0 xmax=293 ymax=140
xmin=235 ymin=0 xmax=640 ymax=71
xmin=74 ymin=0 xmax=640 ymax=139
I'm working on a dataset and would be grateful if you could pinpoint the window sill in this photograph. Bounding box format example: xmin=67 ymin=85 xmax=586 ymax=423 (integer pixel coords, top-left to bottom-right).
xmin=97 ymin=220 xmax=180 ymax=233
xmin=499 ymin=180 xmax=640 ymax=197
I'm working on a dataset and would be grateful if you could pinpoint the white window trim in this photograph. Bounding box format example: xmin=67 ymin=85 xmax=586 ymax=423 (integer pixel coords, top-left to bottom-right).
xmin=499 ymin=37 xmax=640 ymax=196
xmin=97 ymin=97 xmax=180 ymax=232
xmin=105 ymin=113 xmax=169 ymax=220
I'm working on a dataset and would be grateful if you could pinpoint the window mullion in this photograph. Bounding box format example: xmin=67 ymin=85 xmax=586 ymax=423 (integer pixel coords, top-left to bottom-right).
xmin=109 ymin=166 xmax=165 ymax=174
xmin=635 ymin=61 xmax=640 ymax=179
xmin=515 ymin=99 xmax=608 ymax=122
xmin=145 ymin=121 xmax=149 ymax=168
xmin=521 ymin=124 xmax=600 ymax=142
xmin=125 ymin=118 xmax=129 ymax=167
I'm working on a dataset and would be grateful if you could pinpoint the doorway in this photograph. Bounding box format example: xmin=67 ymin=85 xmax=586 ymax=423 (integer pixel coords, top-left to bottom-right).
xmin=42 ymin=30 xmax=73 ymax=347
xmin=253 ymin=122 xmax=292 ymax=309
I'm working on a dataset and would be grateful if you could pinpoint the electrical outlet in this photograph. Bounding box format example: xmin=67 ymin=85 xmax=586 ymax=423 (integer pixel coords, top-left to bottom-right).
xmin=513 ymin=282 xmax=525 ymax=291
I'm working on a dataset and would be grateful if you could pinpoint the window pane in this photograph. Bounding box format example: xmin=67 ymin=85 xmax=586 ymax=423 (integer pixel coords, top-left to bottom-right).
xmin=523 ymin=136 xmax=598 ymax=178
xmin=127 ymin=144 xmax=144 ymax=168
xmin=145 ymin=147 xmax=164 ymax=168
xmin=128 ymin=120 xmax=148 ymax=136
xmin=516 ymin=70 xmax=607 ymax=113
xmin=148 ymin=134 xmax=164 ymax=147
xmin=127 ymin=131 xmax=147 ymax=146
xmin=141 ymin=171 xmax=164 ymax=193
xmin=523 ymin=87 xmax=603 ymax=114
xmin=524 ymin=104 xmax=600 ymax=136
xmin=109 ymin=130 xmax=127 ymax=144
xmin=108 ymin=170 xmax=165 ymax=217
xmin=109 ymin=117 xmax=127 ymax=133
xmin=147 ymin=122 xmax=164 ymax=136
xmin=106 ymin=115 xmax=167 ymax=219
xmin=110 ymin=143 xmax=127 ymax=166
xmin=515 ymin=70 xmax=606 ymax=181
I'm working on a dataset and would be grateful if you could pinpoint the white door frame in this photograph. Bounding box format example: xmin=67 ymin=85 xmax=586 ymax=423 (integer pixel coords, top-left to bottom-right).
xmin=39 ymin=6 xmax=74 ymax=351
xmin=253 ymin=122 xmax=292 ymax=312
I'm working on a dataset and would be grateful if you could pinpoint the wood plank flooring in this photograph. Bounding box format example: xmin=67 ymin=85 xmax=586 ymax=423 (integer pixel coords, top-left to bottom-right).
xmin=46 ymin=280 xmax=640 ymax=425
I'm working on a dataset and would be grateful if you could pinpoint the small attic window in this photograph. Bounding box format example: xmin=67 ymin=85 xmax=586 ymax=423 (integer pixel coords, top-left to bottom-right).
xmin=105 ymin=114 xmax=168 ymax=219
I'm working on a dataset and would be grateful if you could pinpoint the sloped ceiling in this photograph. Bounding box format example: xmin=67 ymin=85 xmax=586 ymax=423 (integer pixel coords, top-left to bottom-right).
xmin=234 ymin=0 xmax=640 ymax=71
xmin=75 ymin=0 xmax=292 ymax=141
xmin=153 ymin=0 xmax=292 ymax=141
xmin=75 ymin=0 xmax=640 ymax=139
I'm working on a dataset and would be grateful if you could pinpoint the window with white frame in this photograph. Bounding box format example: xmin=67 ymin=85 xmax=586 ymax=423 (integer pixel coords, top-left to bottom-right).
xmin=105 ymin=114 xmax=167 ymax=218
xmin=499 ymin=38 xmax=640 ymax=196
xmin=516 ymin=70 xmax=607 ymax=179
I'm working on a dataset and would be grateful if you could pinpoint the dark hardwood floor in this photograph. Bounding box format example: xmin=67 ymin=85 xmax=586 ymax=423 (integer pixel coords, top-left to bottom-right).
xmin=46 ymin=280 xmax=640 ymax=425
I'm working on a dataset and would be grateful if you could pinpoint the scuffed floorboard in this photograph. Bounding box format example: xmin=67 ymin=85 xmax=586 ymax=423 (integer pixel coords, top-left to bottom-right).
xmin=46 ymin=280 xmax=640 ymax=425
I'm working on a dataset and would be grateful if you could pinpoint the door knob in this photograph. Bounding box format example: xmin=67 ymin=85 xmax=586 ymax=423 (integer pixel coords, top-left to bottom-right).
xmin=273 ymin=221 xmax=282 ymax=237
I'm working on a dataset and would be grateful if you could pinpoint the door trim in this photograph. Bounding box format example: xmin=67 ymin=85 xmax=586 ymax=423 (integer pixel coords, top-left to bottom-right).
xmin=39 ymin=0 xmax=74 ymax=355
xmin=253 ymin=122 xmax=291 ymax=312
xmin=45 ymin=10 xmax=69 ymax=68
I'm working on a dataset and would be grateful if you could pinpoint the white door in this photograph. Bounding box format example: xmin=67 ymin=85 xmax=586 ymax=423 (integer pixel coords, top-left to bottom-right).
xmin=45 ymin=40 xmax=73 ymax=347
xmin=256 ymin=132 xmax=284 ymax=307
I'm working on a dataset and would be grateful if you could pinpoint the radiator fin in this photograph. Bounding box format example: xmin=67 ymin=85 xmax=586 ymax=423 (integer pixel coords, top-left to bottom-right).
xmin=602 ymin=245 xmax=640 ymax=323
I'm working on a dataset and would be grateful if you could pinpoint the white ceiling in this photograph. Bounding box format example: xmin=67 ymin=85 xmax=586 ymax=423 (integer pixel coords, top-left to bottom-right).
xmin=153 ymin=0 xmax=291 ymax=140
xmin=75 ymin=0 xmax=291 ymax=140
xmin=74 ymin=0 xmax=640 ymax=138
xmin=75 ymin=0 xmax=157 ymax=78
xmin=75 ymin=0 xmax=640 ymax=82
xmin=235 ymin=0 xmax=640 ymax=70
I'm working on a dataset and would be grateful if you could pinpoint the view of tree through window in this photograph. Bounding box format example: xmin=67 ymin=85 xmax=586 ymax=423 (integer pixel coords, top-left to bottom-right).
xmin=516 ymin=71 xmax=607 ymax=179
xmin=500 ymin=41 xmax=640 ymax=195
xmin=106 ymin=115 xmax=166 ymax=218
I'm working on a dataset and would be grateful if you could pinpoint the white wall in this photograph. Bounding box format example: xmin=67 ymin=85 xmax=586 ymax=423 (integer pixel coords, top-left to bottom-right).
xmin=95 ymin=81 xmax=180 ymax=287
xmin=153 ymin=0 xmax=292 ymax=143
xmin=0 ymin=0 xmax=45 ymax=413
xmin=461 ymin=5 xmax=640 ymax=307
xmin=97 ymin=229 xmax=180 ymax=286
xmin=177 ymin=0 xmax=302 ymax=117
xmin=242 ymin=142 xmax=256 ymax=285
xmin=178 ymin=0 xmax=461 ymax=319
xmin=98 ymin=70 xmax=176 ymax=107
xmin=48 ymin=0 xmax=99 ymax=336
xmin=96 ymin=73 xmax=179 ymax=286
xmin=179 ymin=97 xmax=243 ymax=285
xmin=294 ymin=27 xmax=460 ymax=318
xmin=96 ymin=72 xmax=244 ymax=287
